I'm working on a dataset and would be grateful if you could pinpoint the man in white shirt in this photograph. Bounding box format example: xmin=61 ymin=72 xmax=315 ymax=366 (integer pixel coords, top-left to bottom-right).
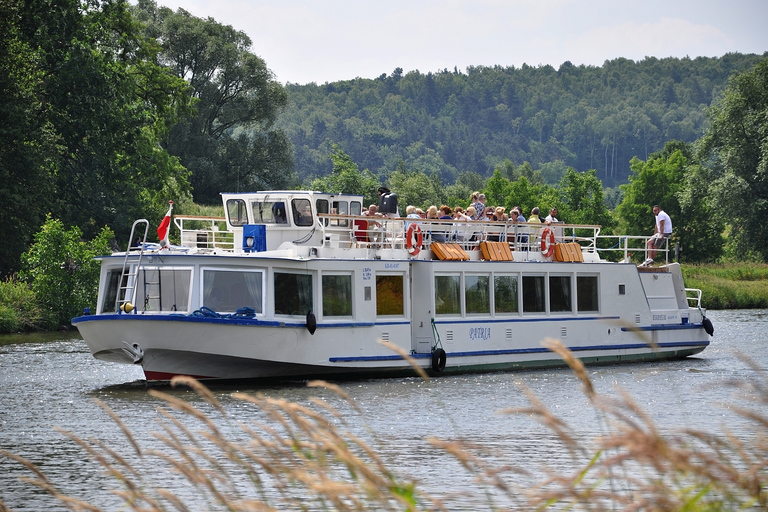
xmin=643 ymin=205 xmax=672 ymax=265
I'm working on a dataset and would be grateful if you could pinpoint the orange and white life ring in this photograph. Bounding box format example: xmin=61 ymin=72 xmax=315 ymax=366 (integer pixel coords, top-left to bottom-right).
xmin=406 ymin=224 xmax=423 ymax=256
xmin=541 ymin=227 xmax=556 ymax=257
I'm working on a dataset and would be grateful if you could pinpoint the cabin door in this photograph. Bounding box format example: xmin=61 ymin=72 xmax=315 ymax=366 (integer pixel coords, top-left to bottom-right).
xmin=410 ymin=261 xmax=433 ymax=354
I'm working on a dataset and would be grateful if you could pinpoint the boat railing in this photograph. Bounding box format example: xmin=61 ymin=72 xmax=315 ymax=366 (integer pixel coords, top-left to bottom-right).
xmin=594 ymin=234 xmax=671 ymax=264
xmin=685 ymin=288 xmax=703 ymax=308
xmin=174 ymin=216 xmax=235 ymax=251
xmin=318 ymin=214 xmax=603 ymax=254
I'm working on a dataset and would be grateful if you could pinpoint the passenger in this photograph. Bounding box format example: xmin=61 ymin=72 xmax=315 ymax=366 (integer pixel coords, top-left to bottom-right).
xmin=509 ymin=208 xmax=528 ymax=246
xmin=426 ymin=205 xmax=439 ymax=219
xmin=472 ymin=192 xmax=487 ymax=220
xmin=465 ymin=205 xmax=477 ymax=220
xmin=377 ymin=186 xmax=399 ymax=218
xmin=404 ymin=205 xmax=421 ymax=232
xmin=529 ymin=207 xmax=543 ymax=224
xmin=643 ymin=205 xmax=673 ymax=266
xmin=544 ymin=207 xmax=559 ymax=225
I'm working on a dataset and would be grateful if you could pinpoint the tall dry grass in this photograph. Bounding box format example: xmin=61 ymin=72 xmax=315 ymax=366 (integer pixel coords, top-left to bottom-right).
xmin=1 ymin=340 xmax=767 ymax=511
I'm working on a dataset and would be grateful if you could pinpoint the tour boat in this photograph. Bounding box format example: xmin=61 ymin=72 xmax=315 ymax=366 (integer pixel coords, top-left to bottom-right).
xmin=72 ymin=191 xmax=713 ymax=382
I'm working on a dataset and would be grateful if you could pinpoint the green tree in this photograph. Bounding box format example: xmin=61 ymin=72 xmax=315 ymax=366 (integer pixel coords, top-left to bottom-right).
xmin=133 ymin=0 xmax=296 ymax=204
xmin=616 ymin=142 xmax=722 ymax=261
xmin=558 ymin=169 xmax=615 ymax=228
xmin=308 ymin=145 xmax=380 ymax=206
xmin=20 ymin=217 xmax=114 ymax=327
xmin=1 ymin=0 xmax=195 ymax=272
xmin=696 ymin=60 xmax=768 ymax=261
xmin=0 ymin=0 xmax=55 ymax=276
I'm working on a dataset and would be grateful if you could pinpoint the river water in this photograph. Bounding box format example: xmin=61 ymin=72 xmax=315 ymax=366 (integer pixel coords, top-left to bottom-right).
xmin=1 ymin=309 xmax=766 ymax=510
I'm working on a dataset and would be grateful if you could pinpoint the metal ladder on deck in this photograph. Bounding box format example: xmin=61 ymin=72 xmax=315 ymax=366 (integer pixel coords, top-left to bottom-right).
xmin=116 ymin=219 xmax=150 ymax=313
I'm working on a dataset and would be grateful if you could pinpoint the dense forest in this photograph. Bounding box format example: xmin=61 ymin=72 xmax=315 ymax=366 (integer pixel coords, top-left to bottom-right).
xmin=2 ymin=0 xmax=767 ymax=282
xmin=276 ymin=54 xmax=765 ymax=187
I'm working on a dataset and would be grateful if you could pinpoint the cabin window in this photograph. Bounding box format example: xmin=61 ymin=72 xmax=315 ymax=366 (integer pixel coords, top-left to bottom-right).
xmin=292 ymin=199 xmax=313 ymax=226
xmin=274 ymin=272 xmax=313 ymax=316
xmin=376 ymin=274 xmax=404 ymax=316
xmin=136 ymin=268 xmax=192 ymax=313
xmin=522 ymin=275 xmax=545 ymax=313
xmin=350 ymin=201 xmax=362 ymax=215
xmin=577 ymin=275 xmax=599 ymax=312
xmin=101 ymin=268 xmax=124 ymax=313
xmin=435 ymin=274 xmax=460 ymax=315
xmin=316 ymin=200 xmax=330 ymax=226
xmin=331 ymin=201 xmax=349 ymax=226
xmin=549 ymin=275 xmax=572 ymax=313
xmin=251 ymin=201 xmax=287 ymax=224
xmin=323 ymin=274 xmax=352 ymax=317
xmin=226 ymin=199 xmax=248 ymax=226
xmin=465 ymin=274 xmax=490 ymax=314
xmin=494 ymin=275 xmax=518 ymax=314
xmin=202 ymin=269 xmax=264 ymax=314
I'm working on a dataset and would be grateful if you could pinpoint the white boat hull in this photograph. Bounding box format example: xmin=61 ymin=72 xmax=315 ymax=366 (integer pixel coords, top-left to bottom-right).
xmin=74 ymin=311 xmax=709 ymax=382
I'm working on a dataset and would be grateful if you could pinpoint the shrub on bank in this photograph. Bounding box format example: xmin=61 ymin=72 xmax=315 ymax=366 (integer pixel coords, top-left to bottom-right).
xmin=0 ymin=277 xmax=55 ymax=332
xmin=682 ymin=263 xmax=768 ymax=309
xmin=19 ymin=216 xmax=114 ymax=329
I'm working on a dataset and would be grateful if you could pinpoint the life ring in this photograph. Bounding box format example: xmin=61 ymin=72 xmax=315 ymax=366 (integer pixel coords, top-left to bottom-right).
xmin=406 ymin=224 xmax=423 ymax=256
xmin=541 ymin=227 xmax=556 ymax=257
xmin=431 ymin=348 xmax=446 ymax=372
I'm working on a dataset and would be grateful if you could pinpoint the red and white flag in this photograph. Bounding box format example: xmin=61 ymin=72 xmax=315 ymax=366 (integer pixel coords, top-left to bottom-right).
xmin=157 ymin=201 xmax=174 ymax=246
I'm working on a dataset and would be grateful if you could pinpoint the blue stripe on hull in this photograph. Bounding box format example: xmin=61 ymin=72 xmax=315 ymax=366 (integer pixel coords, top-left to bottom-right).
xmin=328 ymin=339 xmax=710 ymax=362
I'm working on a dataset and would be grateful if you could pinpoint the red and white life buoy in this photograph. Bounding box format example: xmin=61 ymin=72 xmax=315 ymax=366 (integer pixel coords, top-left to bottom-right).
xmin=541 ymin=227 xmax=556 ymax=257
xmin=406 ymin=224 xmax=423 ymax=256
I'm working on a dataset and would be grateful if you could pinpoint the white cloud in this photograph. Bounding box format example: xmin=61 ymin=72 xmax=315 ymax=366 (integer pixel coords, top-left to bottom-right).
xmin=148 ymin=0 xmax=767 ymax=84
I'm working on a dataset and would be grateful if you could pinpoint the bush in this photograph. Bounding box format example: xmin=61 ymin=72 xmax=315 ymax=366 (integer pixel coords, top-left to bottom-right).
xmin=0 ymin=276 xmax=55 ymax=332
xmin=19 ymin=216 xmax=114 ymax=327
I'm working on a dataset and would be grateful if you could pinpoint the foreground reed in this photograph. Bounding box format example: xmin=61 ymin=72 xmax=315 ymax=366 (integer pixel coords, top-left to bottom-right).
xmin=1 ymin=340 xmax=767 ymax=511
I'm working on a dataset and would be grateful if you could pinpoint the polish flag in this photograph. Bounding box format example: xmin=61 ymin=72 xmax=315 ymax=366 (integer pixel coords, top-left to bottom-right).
xmin=157 ymin=201 xmax=173 ymax=247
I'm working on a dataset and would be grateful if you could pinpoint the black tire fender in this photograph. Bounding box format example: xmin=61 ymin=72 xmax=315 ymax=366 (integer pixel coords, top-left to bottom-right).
xmin=431 ymin=348 xmax=446 ymax=372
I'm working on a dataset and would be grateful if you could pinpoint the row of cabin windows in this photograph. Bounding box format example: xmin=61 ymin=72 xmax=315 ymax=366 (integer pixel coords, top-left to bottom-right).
xmin=103 ymin=268 xmax=598 ymax=318
xmin=227 ymin=198 xmax=363 ymax=227
xmin=435 ymin=274 xmax=599 ymax=315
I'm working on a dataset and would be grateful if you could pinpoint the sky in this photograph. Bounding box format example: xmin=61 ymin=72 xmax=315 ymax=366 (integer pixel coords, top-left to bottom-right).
xmin=151 ymin=0 xmax=768 ymax=85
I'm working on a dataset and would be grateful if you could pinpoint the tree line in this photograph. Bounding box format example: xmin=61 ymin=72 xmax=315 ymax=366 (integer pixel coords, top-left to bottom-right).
xmin=278 ymin=54 xmax=765 ymax=189
xmin=2 ymin=0 xmax=767 ymax=286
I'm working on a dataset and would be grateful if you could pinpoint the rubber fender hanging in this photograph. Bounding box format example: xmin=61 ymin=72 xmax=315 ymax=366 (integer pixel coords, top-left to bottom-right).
xmin=702 ymin=316 xmax=714 ymax=336
xmin=306 ymin=311 xmax=317 ymax=335
xmin=431 ymin=348 xmax=446 ymax=372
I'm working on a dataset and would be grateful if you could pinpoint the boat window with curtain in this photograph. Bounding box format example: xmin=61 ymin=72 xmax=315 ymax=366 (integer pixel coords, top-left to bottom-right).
xmin=136 ymin=268 xmax=192 ymax=313
xmin=202 ymin=269 xmax=264 ymax=314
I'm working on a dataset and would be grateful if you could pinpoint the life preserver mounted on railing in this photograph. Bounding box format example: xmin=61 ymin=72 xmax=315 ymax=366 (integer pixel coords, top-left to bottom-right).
xmin=541 ymin=227 xmax=556 ymax=258
xmin=406 ymin=224 xmax=423 ymax=256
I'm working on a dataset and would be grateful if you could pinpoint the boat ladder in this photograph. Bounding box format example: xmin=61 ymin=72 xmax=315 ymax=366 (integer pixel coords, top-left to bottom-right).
xmin=116 ymin=219 xmax=150 ymax=313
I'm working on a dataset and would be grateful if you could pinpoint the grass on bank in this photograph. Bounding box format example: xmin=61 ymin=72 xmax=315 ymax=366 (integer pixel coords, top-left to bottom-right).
xmin=681 ymin=263 xmax=768 ymax=309
xmin=1 ymin=340 xmax=766 ymax=511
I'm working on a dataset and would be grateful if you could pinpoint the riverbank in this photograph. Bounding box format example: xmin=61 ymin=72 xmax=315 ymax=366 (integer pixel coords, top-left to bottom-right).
xmin=681 ymin=263 xmax=768 ymax=309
